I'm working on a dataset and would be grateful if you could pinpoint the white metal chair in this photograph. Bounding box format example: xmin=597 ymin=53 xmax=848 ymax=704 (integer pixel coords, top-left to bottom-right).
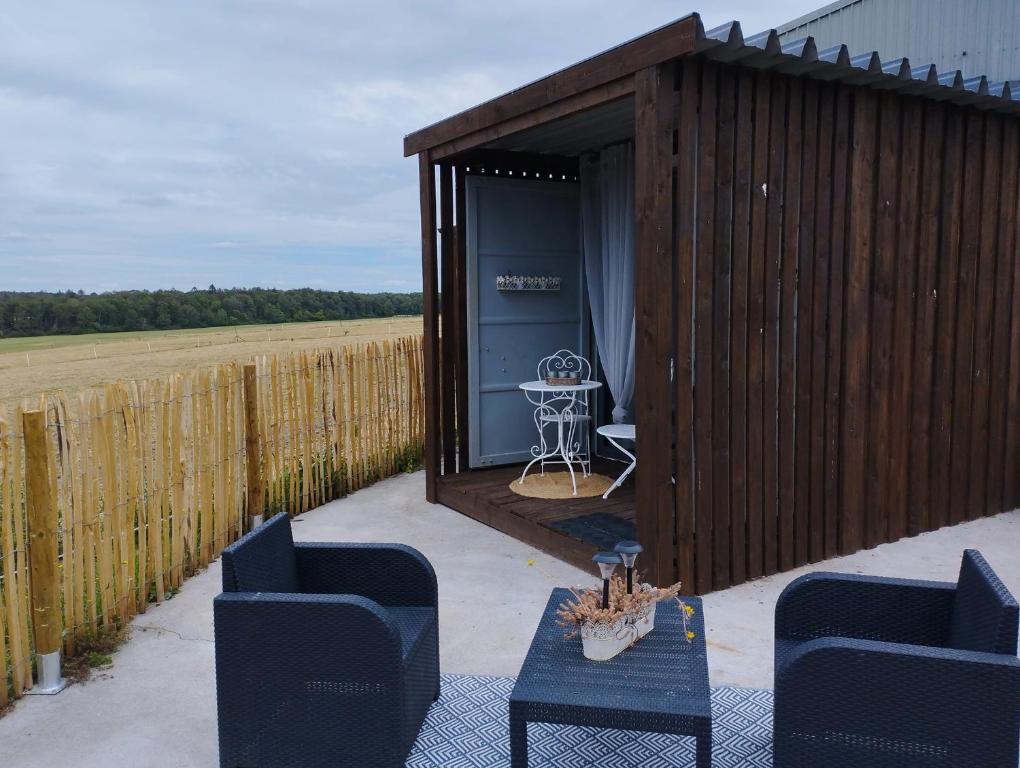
xmin=535 ymin=350 xmax=593 ymax=477
xmin=596 ymin=423 xmax=635 ymax=498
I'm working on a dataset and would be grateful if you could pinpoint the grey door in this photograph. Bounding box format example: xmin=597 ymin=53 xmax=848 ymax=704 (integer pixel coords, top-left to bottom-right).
xmin=467 ymin=175 xmax=587 ymax=468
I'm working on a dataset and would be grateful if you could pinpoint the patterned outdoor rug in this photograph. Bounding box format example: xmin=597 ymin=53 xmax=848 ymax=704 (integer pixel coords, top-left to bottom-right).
xmin=547 ymin=511 xmax=637 ymax=551
xmin=409 ymin=674 xmax=774 ymax=767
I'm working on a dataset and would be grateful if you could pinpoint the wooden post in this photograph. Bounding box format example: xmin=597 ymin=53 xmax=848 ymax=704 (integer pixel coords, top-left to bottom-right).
xmin=23 ymin=409 xmax=66 ymax=693
xmin=420 ymin=152 xmax=441 ymax=502
xmin=439 ymin=164 xmax=457 ymax=474
xmin=633 ymin=64 xmax=677 ymax=587
xmin=243 ymin=364 xmax=264 ymax=528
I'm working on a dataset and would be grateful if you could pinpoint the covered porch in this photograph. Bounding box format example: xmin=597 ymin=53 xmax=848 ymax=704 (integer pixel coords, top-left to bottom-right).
xmin=416 ymin=89 xmax=644 ymax=576
xmin=437 ymin=458 xmax=636 ymax=573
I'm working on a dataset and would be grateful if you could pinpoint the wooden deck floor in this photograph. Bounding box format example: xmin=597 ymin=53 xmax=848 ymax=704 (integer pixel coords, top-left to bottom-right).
xmin=436 ymin=459 xmax=635 ymax=574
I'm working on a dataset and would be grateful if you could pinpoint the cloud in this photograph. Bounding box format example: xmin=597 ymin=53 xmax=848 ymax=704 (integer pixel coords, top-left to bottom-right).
xmin=0 ymin=1 xmax=820 ymax=293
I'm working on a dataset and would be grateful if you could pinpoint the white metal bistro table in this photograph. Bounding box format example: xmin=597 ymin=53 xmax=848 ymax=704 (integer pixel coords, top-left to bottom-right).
xmin=518 ymin=379 xmax=601 ymax=496
xmin=596 ymin=423 xmax=636 ymax=498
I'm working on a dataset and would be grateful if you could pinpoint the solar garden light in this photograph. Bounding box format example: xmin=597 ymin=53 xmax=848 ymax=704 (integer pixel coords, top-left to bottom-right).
xmin=592 ymin=552 xmax=622 ymax=609
xmin=614 ymin=540 xmax=643 ymax=595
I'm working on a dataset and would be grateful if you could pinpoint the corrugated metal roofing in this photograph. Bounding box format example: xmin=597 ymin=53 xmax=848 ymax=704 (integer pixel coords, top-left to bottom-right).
xmin=693 ymin=16 xmax=1020 ymax=114
xmin=774 ymin=0 xmax=1020 ymax=83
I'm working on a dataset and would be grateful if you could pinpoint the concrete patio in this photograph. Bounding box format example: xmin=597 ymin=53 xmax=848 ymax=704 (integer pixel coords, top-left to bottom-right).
xmin=1 ymin=470 xmax=1018 ymax=768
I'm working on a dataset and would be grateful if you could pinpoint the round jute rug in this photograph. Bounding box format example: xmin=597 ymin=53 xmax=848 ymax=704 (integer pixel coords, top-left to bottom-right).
xmin=510 ymin=471 xmax=613 ymax=499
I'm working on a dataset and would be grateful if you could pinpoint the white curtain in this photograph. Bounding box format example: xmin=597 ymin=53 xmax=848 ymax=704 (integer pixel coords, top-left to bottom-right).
xmin=580 ymin=142 xmax=636 ymax=423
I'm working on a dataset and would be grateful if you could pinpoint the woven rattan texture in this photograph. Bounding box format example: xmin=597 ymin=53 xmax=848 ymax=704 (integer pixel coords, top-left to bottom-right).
xmin=510 ymin=589 xmax=712 ymax=767
xmin=214 ymin=514 xmax=440 ymax=768
xmin=773 ymin=550 xmax=1020 ymax=767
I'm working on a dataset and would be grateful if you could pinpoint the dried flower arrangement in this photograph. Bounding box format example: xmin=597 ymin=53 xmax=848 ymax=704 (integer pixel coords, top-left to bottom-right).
xmin=555 ymin=573 xmax=695 ymax=660
xmin=556 ymin=573 xmax=692 ymax=638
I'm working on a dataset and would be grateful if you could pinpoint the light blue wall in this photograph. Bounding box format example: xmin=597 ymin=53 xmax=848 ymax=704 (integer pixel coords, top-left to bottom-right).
xmin=466 ymin=175 xmax=587 ymax=467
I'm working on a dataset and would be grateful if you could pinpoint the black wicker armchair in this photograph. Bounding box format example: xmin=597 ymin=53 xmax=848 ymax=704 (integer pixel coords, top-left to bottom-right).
xmin=214 ymin=513 xmax=439 ymax=768
xmin=774 ymin=549 xmax=1019 ymax=767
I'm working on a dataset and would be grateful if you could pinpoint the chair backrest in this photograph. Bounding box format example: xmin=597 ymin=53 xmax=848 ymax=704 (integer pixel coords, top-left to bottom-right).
xmin=221 ymin=512 xmax=300 ymax=594
xmin=537 ymin=349 xmax=591 ymax=383
xmin=947 ymin=549 xmax=1019 ymax=654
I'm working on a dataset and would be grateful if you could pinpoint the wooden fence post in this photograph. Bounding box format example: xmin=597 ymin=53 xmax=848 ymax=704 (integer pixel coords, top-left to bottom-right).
xmin=23 ymin=409 xmax=66 ymax=694
xmin=243 ymin=364 xmax=264 ymax=528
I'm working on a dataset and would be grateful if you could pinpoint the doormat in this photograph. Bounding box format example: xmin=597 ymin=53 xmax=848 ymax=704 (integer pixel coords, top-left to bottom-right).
xmin=548 ymin=511 xmax=636 ymax=550
xmin=510 ymin=471 xmax=613 ymax=499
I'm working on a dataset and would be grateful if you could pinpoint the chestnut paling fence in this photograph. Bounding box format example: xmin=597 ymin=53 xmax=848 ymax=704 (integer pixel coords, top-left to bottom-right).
xmin=0 ymin=335 xmax=425 ymax=705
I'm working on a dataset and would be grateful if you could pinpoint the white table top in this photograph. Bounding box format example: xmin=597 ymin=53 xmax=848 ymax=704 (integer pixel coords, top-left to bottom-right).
xmin=596 ymin=423 xmax=635 ymax=440
xmin=519 ymin=380 xmax=602 ymax=393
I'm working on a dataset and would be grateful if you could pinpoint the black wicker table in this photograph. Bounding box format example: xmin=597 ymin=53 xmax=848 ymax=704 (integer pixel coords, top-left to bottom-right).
xmin=510 ymin=589 xmax=710 ymax=767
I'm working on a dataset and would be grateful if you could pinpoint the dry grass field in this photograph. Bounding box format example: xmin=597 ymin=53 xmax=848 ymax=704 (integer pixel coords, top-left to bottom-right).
xmin=0 ymin=316 xmax=423 ymax=411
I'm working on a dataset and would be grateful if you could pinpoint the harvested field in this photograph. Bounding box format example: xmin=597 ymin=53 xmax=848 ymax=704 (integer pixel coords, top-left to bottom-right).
xmin=0 ymin=316 xmax=422 ymax=411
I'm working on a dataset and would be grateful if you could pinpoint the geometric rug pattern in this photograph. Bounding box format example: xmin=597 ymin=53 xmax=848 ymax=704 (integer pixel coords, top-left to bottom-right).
xmin=409 ymin=674 xmax=774 ymax=767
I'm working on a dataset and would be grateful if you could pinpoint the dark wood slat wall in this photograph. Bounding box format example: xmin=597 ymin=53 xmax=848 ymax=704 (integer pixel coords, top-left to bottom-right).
xmin=418 ymin=56 xmax=1020 ymax=594
xmin=666 ymin=57 xmax=1020 ymax=593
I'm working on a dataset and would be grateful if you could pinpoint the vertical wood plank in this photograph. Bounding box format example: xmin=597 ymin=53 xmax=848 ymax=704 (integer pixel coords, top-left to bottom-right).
xmin=439 ymin=164 xmax=457 ymax=475
xmin=633 ymin=63 xmax=676 ymax=586
xmin=841 ymin=87 xmax=878 ymax=555
xmin=778 ymin=77 xmax=802 ymax=571
xmin=728 ymin=68 xmax=753 ymax=587
xmin=824 ymin=85 xmax=851 ymax=558
xmin=808 ymin=83 xmax=834 ymax=563
xmin=745 ymin=70 xmax=770 ymax=581
xmin=888 ymin=97 xmax=922 ymax=542
xmin=454 ymin=166 xmax=470 ymax=473
xmin=930 ymin=108 xmax=965 ymax=530
xmin=693 ymin=61 xmax=718 ymax=592
xmin=674 ymin=57 xmax=698 ymax=593
xmin=908 ymin=101 xmax=946 ymax=535
xmin=948 ymin=111 xmax=985 ymax=525
xmin=967 ymin=114 xmax=1002 ymax=521
xmin=419 ymin=153 xmax=441 ymax=502
xmin=865 ymin=91 xmax=901 ymax=548
xmin=794 ymin=80 xmax=818 ymax=567
xmin=762 ymin=74 xmax=787 ymax=575
xmin=997 ymin=122 xmax=1020 ymax=509
xmin=712 ymin=65 xmax=735 ymax=590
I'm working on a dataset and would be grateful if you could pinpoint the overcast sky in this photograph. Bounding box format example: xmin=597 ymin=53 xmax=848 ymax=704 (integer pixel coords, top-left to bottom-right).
xmin=1 ymin=1 xmax=820 ymax=294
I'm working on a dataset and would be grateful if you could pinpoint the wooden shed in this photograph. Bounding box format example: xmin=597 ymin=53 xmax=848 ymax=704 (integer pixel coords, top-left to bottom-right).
xmin=403 ymin=13 xmax=1020 ymax=592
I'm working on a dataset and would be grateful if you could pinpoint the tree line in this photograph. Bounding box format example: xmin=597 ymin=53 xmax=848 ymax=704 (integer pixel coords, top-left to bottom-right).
xmin=0 ymin=287 xmax=423 ymax=338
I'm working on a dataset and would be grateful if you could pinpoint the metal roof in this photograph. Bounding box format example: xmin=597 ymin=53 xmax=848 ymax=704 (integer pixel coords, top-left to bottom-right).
xmin=693 ymin=16 xmax=1020 ymax=114
xmin=774 ymin=0 xmax=1020 ymax=84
